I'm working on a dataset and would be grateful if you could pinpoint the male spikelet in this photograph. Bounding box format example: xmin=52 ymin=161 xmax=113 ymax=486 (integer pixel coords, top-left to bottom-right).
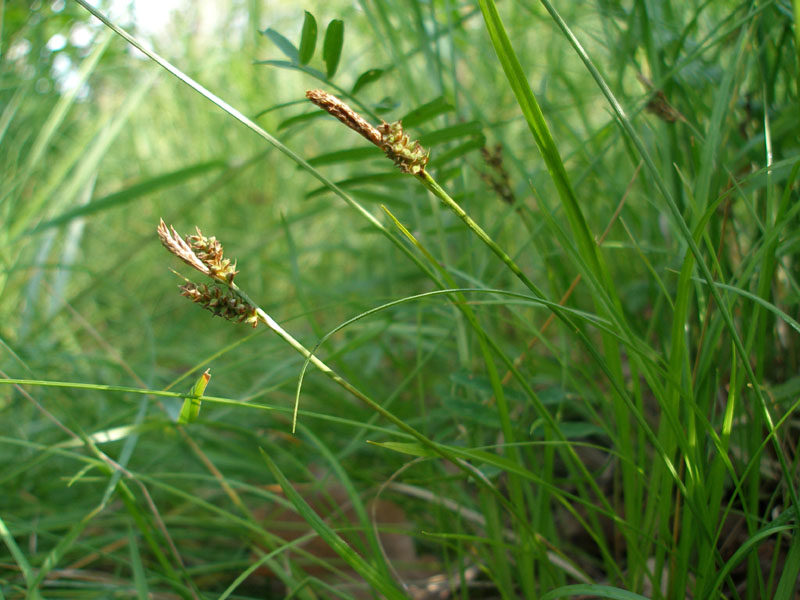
xmin=306 ymin=89 xmax=429 ymax=175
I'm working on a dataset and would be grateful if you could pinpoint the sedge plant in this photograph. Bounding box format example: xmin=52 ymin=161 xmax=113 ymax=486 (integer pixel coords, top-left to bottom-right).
xmin=3 ymin=1 xmax=799 ymax=599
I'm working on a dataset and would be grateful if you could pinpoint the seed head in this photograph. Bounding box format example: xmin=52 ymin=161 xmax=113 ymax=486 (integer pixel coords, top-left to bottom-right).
xmin=185 ymin=227 xmax=238 ymax=283
xmin=306 ymin=89 xmax=429 ymax=175
xmin=157 ymin=220 xmax=238 ymax=283
xmin=378 ymin=121 xmax=430 ymax=175
xmin=180 ymin=282 xmax=259 ymax=328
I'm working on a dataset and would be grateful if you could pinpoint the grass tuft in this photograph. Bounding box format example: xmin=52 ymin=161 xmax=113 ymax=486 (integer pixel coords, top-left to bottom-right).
xmin=1 ymin=1 xmax=798 ymax=598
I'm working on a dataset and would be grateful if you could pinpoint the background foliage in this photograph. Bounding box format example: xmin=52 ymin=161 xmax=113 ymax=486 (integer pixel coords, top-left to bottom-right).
xmin=2 ymin=0 xmax=799 ymax=598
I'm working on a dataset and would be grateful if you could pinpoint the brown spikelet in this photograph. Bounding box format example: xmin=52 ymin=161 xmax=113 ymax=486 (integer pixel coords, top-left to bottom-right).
xmin=645 ymin=89 xmax=681 ymax=123
xmin=157 ymin=219 xmax=213 ymax=278
xmin=479 ymin=144 xmax=515 ymax=205
xmin=180 ymin=282 xmax=258 ymax=328
xmin=185 ymin=227 xmax=238 ymax=283
xmin=306 ymin=90 xmax=430 ymax=175
xmin=157 ymin=220 xmax=238 ymax=283
xmin=306 ymin=89 xmax=382 ymax=146
xmin=637 ymin=73 xmax=685 ymax=124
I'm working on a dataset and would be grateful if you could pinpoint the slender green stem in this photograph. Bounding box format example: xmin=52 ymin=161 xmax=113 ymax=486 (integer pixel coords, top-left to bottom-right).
xmin=418 ymin=171 xmax=543 ymax=295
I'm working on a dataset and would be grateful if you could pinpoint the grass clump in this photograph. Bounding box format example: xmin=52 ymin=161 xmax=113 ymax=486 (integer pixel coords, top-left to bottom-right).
xmin=1 ymin=1 xmax=799 ymax=599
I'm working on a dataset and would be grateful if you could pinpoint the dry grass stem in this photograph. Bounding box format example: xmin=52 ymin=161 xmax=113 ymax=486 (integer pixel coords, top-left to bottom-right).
xmin=158 ymin=220 xmax=256 ymax=327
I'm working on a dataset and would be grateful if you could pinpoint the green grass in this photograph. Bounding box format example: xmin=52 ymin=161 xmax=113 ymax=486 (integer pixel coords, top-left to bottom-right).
xmin=2 ymin=0 xmax=799 ymax=598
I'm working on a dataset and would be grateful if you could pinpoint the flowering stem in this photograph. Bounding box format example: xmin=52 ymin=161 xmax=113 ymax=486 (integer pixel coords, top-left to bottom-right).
xmin=417 ymin=170 xmax=547 ymax=299
xmin=158 ymin=213 xmax=539 ymax=542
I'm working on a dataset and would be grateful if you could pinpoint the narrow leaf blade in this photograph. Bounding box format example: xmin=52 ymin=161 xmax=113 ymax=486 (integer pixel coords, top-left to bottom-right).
xmin=540 ymin=584 xmax=652 ymax=600
xmin=278 ymin=110 xmax=324 ymax=131
xmin=259 ymin=450 xmax=407 ymax=600
xmin=400 ymin=96 xmax=454 ymax=128
xmin=30 ymin=160 xmax=226 ymax=233
xmin=418 ymin=120 xmax=483 ymax=146
xmin=368 ymin=441 xmax=437 ymax=458
xmin=428 ymin=136 xmax=486 ymax=167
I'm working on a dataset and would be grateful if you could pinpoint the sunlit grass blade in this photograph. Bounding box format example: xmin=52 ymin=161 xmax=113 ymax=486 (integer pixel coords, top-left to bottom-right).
xmin=0 ymin=515 xmax=34 ymax=591
xmin=476 ymin=0 xmax=603 ymax=279
xmin=540 ymin=584 xmax=652 ymax=600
